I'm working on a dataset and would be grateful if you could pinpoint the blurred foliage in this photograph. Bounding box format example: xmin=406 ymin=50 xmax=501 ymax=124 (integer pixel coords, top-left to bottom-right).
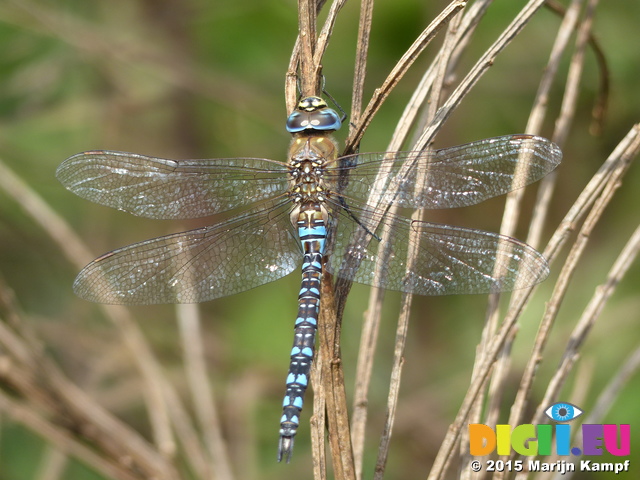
xmin=0 ymin=1 xmax=638 ymax=479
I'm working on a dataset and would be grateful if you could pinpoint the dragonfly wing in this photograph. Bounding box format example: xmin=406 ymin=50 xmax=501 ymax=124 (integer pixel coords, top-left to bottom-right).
xmin=325 ymin=203 xmax=548 ymax=296
xmin=73 ymin=200 xmax=300 ymax=304
xmin=332 ymin=135 xmax=561 ymax=209
xmin=57 ymin=151 xmax=290 ymax=219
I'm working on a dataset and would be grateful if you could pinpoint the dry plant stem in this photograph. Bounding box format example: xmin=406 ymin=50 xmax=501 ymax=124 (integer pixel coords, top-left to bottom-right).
xmin=525 ymin=221 xmax=640 ymax=452
xmin=527 ymin=128 xmax=640 ymax=479
xmin=286 ymin=0 xmax=345 ymax=109
xmin=582 ymin=345 xmax=640 ymax=424
xmin=350 ymin=286 xmax=383 ymax=478
xmin=0 ymin=160 xmax=188 ymax=475
xmin=528 ymin=0 xmax=601 ymax=248
xmin=0 ymin=313 xmax=39 ymax=368
xmin=350 ymin=47 xmax=439 ymax=480
xmin=310 ymin=346 xmax=327 ymax=480
xmin=506 ymin=0 xmax=599 ymax=435
xmin=471 ymin=322 xmax=517 ymax=445
xmin=344 ymin=0 xmax=467 ymax=154
xmin=511 ymin=0 xmax=585 ymax=244
xmin=286 ymin=39 xmax=303 ymax=112
xmin=484 ymin=0 xmax=588 ymax=463
xmin=36 ymin=447 xmax=67 ymax=480
xmin=372 ymin=11 xmax=465 ymax=479
xmin=0 ymin=164 xmax=93 ymax=269
xmin=351 ymin=64 xmax=433 ymax=480
xmin=511 ymin=125 xmax=640 ymax=472
xmin=520 ymin=362 xmax=593 ymax=480
xmin=292 ymin=0 xmax=455 ymax=472
xmin=313 ymin=0 xmax=348 ymax=74
xmin=55 ymin=365 xmax=178 ymax=478
xmin=348 ymin=2 xmax=375 ymax=472
xmin=298 ymin=0 xmax=320 ymax=96
xmin=586 ymin=38 xmax=610 ymax=136
xmin=0 ymin=161 xmax=167 ymax=438
xmin=334 ymin=0 xmax=466 ymax=320
xmin=544 ymin=125 xmax=640 ymax=264
xmin=395 ymin=0 xmax=489 ymax=146
xmin=104 ymin=306 xmax=174 ymax=457
xmin=428 ymin=123 xmax=640 ymax=480
xmin=485 ymin=3 xmax=608 ymax=470
xmin=319 ymin=278 xmax=357 ymax=480
xmin=528 ymin=0 xmax=585 ymax=148
xmin=446 ymin=0 xmax=493 ymax=78
xmin=545 ymin=207 xmax=640 ymax=404
xmin=428 ymin=3 xmax=555 ymax=474
xmin=371 ymin=309 xmax=407 ymax=480
xmin=344 ymin=43 xmax=439 ymax=456
xmin=559 ymin=224 xmax=640 ymax=398
xmin=464 ymin=2 xmax=515 ymax=442
xmin=415 ymin=0 xmax=550 ymax=151
xmin=544 ymin=0 xmax=610 ymax=135
xmin=553 ymin=0 xmax=599 ymax=148
xmin=545 ymin=125 xmax=639 ymax=319
xmin=0 ymin=331 xmax=177 ymax=479
xmin=160 ymin=377 xmax=216 ymax=478
xmin=428 ymin=286 xmax=538 ymax=480
xmin=288 ymin=0 xmax=353 ymax=473
xmin=394 ymin=2 xmax=501 ymax=149
xmin=176 ymin=303 xmax=233 ymax=480
xmin=349 ymin=0 xmax=374 ymax=137
xmin=0 ymin=391 xmax=141 ymax=480
xmin=354 ymin=1 xmax=512 ymax=472
xmin=552 ymin=349 xmax=640 ymax=480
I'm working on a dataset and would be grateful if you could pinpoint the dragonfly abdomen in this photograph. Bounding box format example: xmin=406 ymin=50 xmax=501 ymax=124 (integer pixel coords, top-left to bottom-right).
xmin=278 ymin=202 xmax=327 ymax=462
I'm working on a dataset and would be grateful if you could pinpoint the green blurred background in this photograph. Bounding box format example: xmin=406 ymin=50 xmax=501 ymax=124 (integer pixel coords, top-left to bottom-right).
xmin=0 ymin=1 xmax=638 ymax=479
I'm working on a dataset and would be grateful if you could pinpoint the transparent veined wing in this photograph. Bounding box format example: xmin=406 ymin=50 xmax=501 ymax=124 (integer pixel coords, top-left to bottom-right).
xmin=73 ymin=200 xmax=301 ymax=304
xmin=329 ymin=135 xmax=561 ymax=210
xmin=57 ymin=151 xmax=290 ymax=219
xmin=325 ymin=200 xmax=548 ymax=296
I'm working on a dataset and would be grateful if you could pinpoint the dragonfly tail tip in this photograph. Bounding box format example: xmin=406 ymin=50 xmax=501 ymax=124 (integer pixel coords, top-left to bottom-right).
xmin=277 ymin=435 xmax=294 ymax=463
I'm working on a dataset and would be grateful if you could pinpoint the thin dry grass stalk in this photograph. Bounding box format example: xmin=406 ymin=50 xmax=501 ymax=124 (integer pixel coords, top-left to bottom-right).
xmin=479 ymin=3 xmax=599 ymax=474
xmin=0 ymin=163 xmax=185 ymax=479
xmin=0 ymin=281 xmax=178 ymax=480
xmin=520 ymin=222 xmax=640 ymax=480
xmin=506 ymin=0 xmax=601 ymax=436
xmin=339 ymin=1 xmax=563 ymax=479
xmin=344 ymin=0 xmax=467 ymax=155
xmin=176 ymin=303 xmax=233 ymax=480
xmin=0 ymin=1 xmax=637 ymax=480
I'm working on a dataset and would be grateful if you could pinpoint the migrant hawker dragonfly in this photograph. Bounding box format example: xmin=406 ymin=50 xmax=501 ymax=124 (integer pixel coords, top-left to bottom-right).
xmin=57 ymin=96 xmax=561 ymax=462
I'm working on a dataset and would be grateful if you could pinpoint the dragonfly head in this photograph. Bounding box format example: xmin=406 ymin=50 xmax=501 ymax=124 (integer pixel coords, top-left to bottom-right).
xmin=286 ymin=96 xmax=342 ymax=133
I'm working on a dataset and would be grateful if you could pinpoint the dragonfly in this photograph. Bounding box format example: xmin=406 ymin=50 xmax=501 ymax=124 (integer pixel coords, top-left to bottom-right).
xmin=57 ymin=96 xmax=562 ymax=462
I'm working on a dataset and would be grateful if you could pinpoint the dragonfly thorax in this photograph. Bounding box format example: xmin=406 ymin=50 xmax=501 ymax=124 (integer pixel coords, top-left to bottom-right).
xmin=289 ymin=167 xmax=328 ymax=204
xmin=288 ymin=135 xmax=338 ymax=205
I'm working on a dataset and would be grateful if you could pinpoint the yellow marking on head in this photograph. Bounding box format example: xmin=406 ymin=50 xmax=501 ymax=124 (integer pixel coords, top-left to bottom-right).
xmin=298 ymin=96 xmax=328 ymax=112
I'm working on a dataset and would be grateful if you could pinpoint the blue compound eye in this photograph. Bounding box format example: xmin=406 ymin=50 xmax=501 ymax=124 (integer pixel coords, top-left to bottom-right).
xmin=544 ymin=402 xmax=583 ymax=422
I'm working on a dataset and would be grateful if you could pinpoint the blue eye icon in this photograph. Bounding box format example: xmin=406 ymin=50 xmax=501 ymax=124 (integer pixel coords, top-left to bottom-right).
xmin=545 ymin=402 xmax=583 ymax=422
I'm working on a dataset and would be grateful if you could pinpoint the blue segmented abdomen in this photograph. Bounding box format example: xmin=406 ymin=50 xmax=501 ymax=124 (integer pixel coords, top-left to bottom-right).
xmin=278 ymin=204 xmax=326 ymax=462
